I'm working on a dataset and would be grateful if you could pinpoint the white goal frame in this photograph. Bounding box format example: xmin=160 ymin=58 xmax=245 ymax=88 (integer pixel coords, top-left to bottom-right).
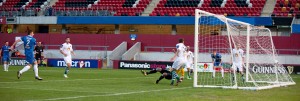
xmin=193 ymin=9 xmax=296 ymax=90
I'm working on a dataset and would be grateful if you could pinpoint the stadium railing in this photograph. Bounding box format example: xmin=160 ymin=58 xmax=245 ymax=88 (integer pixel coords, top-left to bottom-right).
xmin=0 ymin=8 xmax=38 ymax=17
xmin=122 ymin=42 xmax=141 ymax=60
xmin=0 ymin=6 xmax=117 ymax=17
xmin=49 ymin=6 xmax=116 ymax=16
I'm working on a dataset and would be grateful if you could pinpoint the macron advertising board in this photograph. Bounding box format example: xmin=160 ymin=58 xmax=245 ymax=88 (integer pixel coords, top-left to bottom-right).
xmin=47 ymin=59 xmax=102 ymax=68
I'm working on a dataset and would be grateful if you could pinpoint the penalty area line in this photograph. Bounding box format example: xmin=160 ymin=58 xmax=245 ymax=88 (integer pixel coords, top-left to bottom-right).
xmin=27 ymin=87 xmax=192 ymax=101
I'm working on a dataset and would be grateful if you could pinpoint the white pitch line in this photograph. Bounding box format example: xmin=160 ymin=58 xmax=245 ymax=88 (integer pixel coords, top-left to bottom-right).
xmin=0 ymin=87 xmax=113 ymax=94
xmin=27 ymin=87 xmax=192 ymax=101
xmin=0 ymin=77 xmax=154 ymax=84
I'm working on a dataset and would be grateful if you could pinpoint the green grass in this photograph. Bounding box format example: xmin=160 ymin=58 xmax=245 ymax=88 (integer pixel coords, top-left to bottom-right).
xmin=0 ymin=66 xmax=299 ymax=101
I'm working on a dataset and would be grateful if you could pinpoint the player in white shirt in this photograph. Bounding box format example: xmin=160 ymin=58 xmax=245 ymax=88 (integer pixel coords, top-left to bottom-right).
xmin=185 ymin=46 xmax=194 ymax=79
xmin=60 ymin=37 xmax=75 ymax=78
xmin=170 ymin=39 xmax=186 ymax=86
xmin=231 ymin=44 xmax=245 ymax=83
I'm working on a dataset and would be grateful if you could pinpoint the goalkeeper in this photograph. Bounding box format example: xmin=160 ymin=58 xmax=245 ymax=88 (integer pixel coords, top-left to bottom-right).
xmin=141 ymin=67 xmax=173 ymax=84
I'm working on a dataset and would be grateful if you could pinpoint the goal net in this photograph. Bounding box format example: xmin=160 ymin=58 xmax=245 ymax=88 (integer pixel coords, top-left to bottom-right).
xmin=193 ymin=9 xmax=295 ymax=90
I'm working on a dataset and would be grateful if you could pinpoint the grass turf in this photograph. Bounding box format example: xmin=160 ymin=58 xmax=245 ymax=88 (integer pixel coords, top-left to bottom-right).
xmin=0 ymin=66 xmax=299 ymax=101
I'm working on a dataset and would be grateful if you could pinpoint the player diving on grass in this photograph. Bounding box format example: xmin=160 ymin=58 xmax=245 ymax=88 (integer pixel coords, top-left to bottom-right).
xmin=211 ymin=50 xmax=224 ymax=78
xmin=185 ymin=46 xmax=194 ymax=79
xmin=11 ymin=30 xmax=43 ymax=80
xmin=231 ymin=44 xmax=245 ymax=84
xmin=60 ymin=37 xmax=75 ymax=78
xmin=141 ymin=67 xmax=173 ymax=84
xmin=0 ymin=41 xmax=11 ymax=72
xmin=170 ymin=38 xmax=186 ymax=86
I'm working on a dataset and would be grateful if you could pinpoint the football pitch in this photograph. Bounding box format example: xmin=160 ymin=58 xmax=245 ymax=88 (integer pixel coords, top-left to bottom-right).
xmin=0 ymin=66 xmax=299 ymax=101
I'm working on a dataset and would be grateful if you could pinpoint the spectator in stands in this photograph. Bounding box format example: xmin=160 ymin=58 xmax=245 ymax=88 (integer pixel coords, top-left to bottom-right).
xmin=20 ymin=7 xmax=25 ymax=16
xmin=280 ymin=2 xmax=284 ymax=7
xmin=175 ymin=13 xmax=180 ymax=16
xmin=284 ymin=0 xmax=289 ymax=5
xmin=289 ymin=8 xmax=294 ymax=14
xmin=135 ymin=12 xmax=140 ymax=16
xmin=296 ymin=3 xmax=300 ymax=9
xmin=34 ymin=8 xmax=38 ymax=16
xmin=271 ymin=13 xmax=276 ymax=17
xmin=282 ymin=7 xmax=287 ymax=12
xmin=288 ymin=2 xmax=292 ymax=8
xmin=224 ymin=13 xmax=228 ymax=16
xmin=48 ymin=6 xmax=53 ymax=16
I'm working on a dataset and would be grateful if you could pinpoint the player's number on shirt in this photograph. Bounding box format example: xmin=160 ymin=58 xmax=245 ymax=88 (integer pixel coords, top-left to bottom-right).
xmin=25 ymin=39 xmax=30 ymax=49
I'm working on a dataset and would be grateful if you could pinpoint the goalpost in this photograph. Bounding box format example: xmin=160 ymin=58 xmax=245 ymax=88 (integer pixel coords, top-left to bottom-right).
xmin=193 ymin=9 xmax=296 ymax=90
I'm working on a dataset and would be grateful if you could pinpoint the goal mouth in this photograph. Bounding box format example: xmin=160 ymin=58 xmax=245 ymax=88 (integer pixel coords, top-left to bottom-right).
xmin=193 ymin=9 xmax=296 ymax=90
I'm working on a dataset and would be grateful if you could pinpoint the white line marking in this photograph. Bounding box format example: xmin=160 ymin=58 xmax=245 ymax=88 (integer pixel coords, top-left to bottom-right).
xmin=27 ymin=87 xmax=192 ymax=101
xmin=0 ymin=87 xmax=113 ymax=94
xmin=0 ymin=77 xmax=154 ymax=84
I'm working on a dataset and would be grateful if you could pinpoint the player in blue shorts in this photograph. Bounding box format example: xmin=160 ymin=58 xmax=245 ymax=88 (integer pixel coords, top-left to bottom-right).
xmin=211 ymin=51 xmax=224 ymax=78
xmin=0 ymin=41 xmax=11 ymax=72
xmin=11 ymin=30 xmax=43 ymax=80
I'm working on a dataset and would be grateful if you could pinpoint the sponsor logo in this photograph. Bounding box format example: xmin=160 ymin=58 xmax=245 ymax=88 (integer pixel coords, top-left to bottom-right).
xmin=197 ymin=63 xmax=214 ymax=72
xmin=47 ymin=59 xmax=100 ymax=68
xmin=10 ymin=59 xmax=27 ymax=66
xmin=287 ymin=66 xmax=294 ymax=74
xmin=252 ymin=65 xmax=287 ymax=74
xmin=204 ymin=63 xmax=208 ymax=69
xmin=120 ymin=62 xmax=151 ymax=69
xmin=57 ymin=60 xmax=91 ymax=67
xmin=119 ymin=61 xmax=172 ymax=69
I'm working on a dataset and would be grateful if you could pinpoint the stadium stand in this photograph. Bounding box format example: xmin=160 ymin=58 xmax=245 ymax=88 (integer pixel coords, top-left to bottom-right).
xmin=150 ymin=0 xmax=266 ymax=16
xmin=90 ymin=0 xmax=150 ymax=16
xmin=0 ymin=0 xmax=268 ymax=16
xmin=273 ymin=0 xmax=300 ymax=16
xmin=28 ymin=0 xmax=48 ymax=8
xmin=0 ymin=0 xmax=46 ymax=16
xmin=50 ymin=0 xmax=150 ymax=16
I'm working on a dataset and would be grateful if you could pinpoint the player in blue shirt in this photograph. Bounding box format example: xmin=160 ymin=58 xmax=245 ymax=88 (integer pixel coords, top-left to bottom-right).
xmin=211 ymin=51 xmax=224 ymax=78
xmin=0 ymin=41 xmax=11 ymax=72
xmin=11 ymin=30 xmax=43 ymax=80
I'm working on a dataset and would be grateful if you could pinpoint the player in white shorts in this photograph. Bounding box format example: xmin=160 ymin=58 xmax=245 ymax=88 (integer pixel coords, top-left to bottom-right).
xmin=170 ymin=38 xmax=186 ymax=86
xmin=185 ymin=46 xmax=194 ymax=79
xmin=231 ymin=44 xmax=245 ymax=83
xmin=60 ymin=37 xmax=75 ymax=78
